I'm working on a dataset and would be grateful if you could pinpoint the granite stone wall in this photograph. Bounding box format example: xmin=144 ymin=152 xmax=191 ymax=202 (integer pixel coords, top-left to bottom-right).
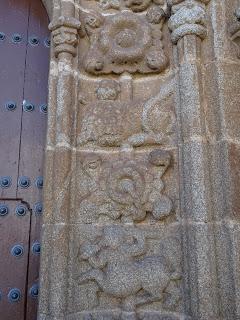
xmin=38 ymin=1 xmax=240 ymax=319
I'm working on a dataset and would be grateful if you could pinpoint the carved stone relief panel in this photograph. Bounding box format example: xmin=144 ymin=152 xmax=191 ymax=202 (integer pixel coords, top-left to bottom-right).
xmin=68 ymin=225 xmax=183 ymax=320
xmin=77 ymin=78 xmax=175 ymax=147
xmin=69 ymin=0 xmax=182 ymax=318
xmin=74 ymin=148 xmax=178 ymax=224
xmin=78 ymin=0 xmax=170 ymax=74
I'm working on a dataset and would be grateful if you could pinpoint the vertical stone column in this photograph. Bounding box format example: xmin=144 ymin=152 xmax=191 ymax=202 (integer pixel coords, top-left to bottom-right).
xmin=39 ymin=2 xmax=81 ymax=319
xmin=168 ymin=1 xmax=219 ymax=319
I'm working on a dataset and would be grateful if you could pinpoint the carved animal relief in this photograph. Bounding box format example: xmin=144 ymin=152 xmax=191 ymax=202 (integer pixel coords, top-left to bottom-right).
xmin=78 ymin=79 xmax=175 ymax=147
xmin=71 ymin=225 xmax=182 ymax=319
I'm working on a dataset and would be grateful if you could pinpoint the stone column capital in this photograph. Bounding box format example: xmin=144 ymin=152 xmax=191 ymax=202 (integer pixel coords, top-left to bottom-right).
xmin=49 ymin=16 xmax=81 ymax=57
xmin=168 ymin=0 xmax=210 ymax=44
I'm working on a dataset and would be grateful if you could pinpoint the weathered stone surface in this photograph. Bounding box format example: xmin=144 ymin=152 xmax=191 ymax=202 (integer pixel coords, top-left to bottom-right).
xmin=79 ymin=10 xmax=168 ymax=74
xmin=74 ymin=149 xmax=177 ymax=224
xmin=68 ymin=224 xmax=183 ymax=319
xmin=77 ymin=79 xmax=175 ymax=147
xmin=38 ymin=0 xmax=240 ymax=319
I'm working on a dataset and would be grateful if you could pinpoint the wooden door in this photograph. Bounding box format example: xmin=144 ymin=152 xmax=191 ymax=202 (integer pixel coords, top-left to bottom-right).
xmin=0 ymin=1 xmax=49 ymax=319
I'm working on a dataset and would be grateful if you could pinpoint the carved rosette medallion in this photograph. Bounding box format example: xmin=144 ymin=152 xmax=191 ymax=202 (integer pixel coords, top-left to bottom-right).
xmin=76 ymin=150 xmax=174 ymax=224
xmin=79 ymin=0 xmax=170 ymax=75
xmin=81 ymin=11 xmax=168 ymax=74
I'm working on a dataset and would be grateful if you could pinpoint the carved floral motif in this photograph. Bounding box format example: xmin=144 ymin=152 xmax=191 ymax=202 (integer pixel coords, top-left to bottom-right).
xmin=76 ymin=150 xmax=173 ymax=223
xmin=80 ymin=10 xmax=168 ymax=74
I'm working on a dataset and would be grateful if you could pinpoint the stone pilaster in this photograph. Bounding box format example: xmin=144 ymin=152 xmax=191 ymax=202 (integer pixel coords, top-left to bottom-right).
xmin=39 ymin=2 xmax=81 ymax=320
xmin=169 ymin=1 xmax=221 ymax=319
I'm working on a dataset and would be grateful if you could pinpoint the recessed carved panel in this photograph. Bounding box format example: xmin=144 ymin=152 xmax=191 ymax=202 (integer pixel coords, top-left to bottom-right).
xmin=77 ymin=79 xmax=175 ymax=148
xmin=79 ymin=1 xmax=169 ymax=74
xmin=68 ymin=225 xmax=183 ymax=319
xmin=78 ymin=0 xmax=169 ymax=74
xmin=75 ymin=149 xmax=176 ymax=224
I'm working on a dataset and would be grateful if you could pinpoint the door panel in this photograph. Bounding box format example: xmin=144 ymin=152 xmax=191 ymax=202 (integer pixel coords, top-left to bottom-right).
xmin=0 ymin=0 xmax=30 ymax=199
xmin=0 ymin=1 xmax=49 ymax=319
xmin=17 ymin=0 xmax=49 ymax=205
xmin=0 ymin=200 xmax=31 ymax=320
xmin=20 ymin=3 xmax=50 ymax=317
